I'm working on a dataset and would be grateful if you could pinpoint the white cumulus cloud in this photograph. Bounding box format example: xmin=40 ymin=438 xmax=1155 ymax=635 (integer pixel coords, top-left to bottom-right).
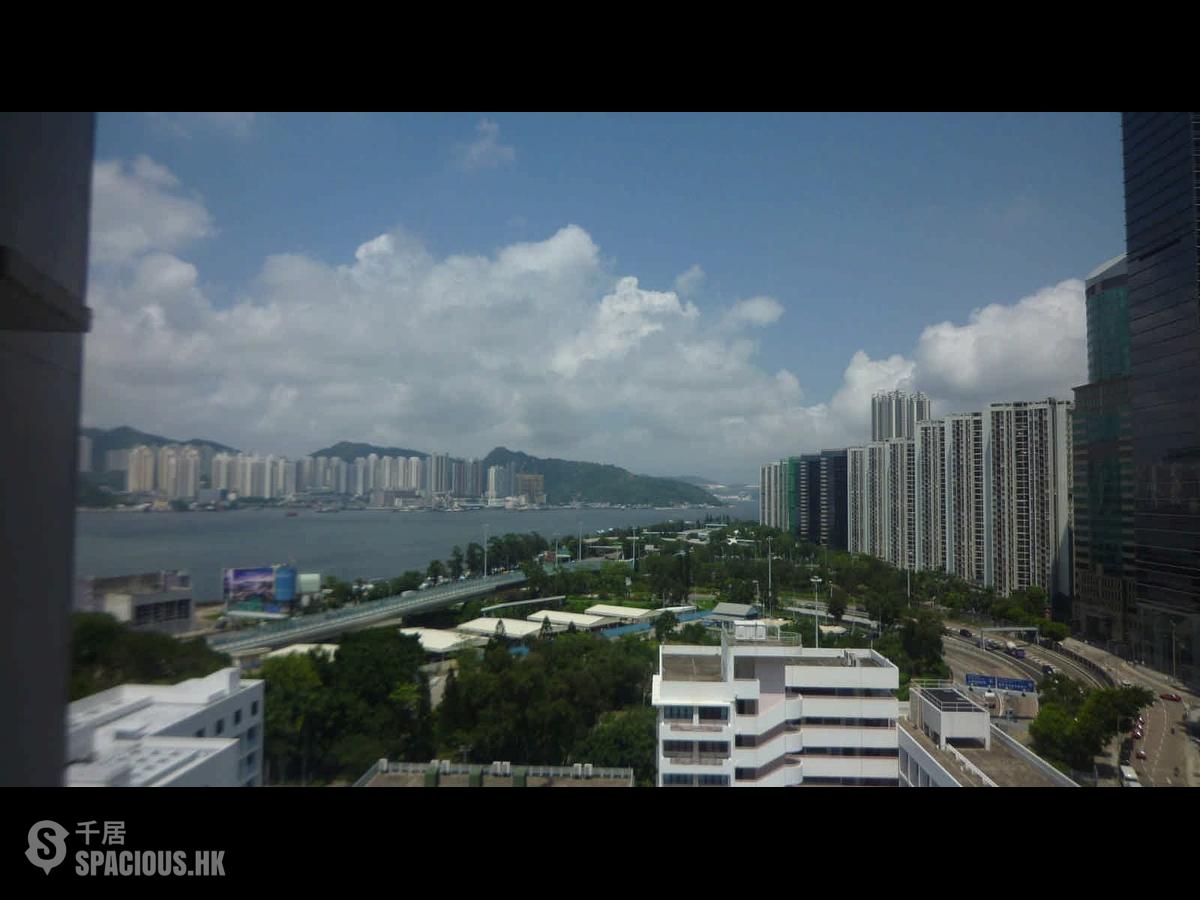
xmin=82 ymin=158 xmax=1092 ymax=482
xmin=725 ymin=295 xmax=784 ymax=328
xmin=454 ymin=118 xmax=516 ymax=171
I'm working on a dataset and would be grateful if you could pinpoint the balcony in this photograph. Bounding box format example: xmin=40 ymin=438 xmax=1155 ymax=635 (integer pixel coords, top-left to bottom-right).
xmin=661 ymin=751 xmax=730 ymax=767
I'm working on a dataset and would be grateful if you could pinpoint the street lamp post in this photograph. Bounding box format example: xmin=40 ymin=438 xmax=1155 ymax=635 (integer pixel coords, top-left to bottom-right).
xmin=810 ymin=576 xmax=823 ymax=648
xmin=483 ymin=523 xmax=489 ymax=577
xmin=767 ymin=537 xmax=773 ymax=617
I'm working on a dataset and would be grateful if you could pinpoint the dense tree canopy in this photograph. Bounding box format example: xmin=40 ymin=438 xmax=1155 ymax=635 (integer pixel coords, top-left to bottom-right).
xmin=70 ymin=612 xmax=230 ymax=700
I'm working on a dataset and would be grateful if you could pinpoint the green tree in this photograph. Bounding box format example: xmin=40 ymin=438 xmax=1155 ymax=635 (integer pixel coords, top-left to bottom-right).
xmin=465 ymin=542 xmax=484 ymax=576
xmin=448 ymin=546 xmax=465 ymax=579
xmin=828 ymin=594 xmax=847 ymax=622
xmin=70 ymin=612 xmax=230 ymax=700
xmin=572 ymin=706 xmax=658 ymax=786
xmin=654 ymin=610 xmax=679 ymax=642
xmin=260 ymin=653 xmax=329 ymax=785
xmin=427 ymin=559 xmax=445 ymax=581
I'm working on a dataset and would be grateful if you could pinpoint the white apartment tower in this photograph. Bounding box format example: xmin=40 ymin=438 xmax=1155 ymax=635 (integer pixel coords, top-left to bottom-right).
xmin=944 ymin=412 xmax=988 ymax=585
xmin=915 ymin=420 xmax=946 ymax=572
xmin=851 ymin=398 xmax=1071 ymax=599
xmin=759 ymin=461 xmax=787 ymax=529
xmin=652 ymin=625 xmax=900 ymax=787
xmin=126 ymin=445 xmax=156 ymax=493
xmin=884 ymin=438 xmax=916 ymax=571
xmin=871 ymin=390 xmax=932 ymax=442
xmin=985 ymin=399 xmax=1073 ymax=599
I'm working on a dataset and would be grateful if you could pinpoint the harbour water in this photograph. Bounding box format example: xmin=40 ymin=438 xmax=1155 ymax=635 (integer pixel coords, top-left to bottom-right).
xmin=75 ymin=501 xmax=758 ymax=602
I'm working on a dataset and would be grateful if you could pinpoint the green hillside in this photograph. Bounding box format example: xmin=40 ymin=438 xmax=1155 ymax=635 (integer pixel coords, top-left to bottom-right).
xmin=483 ymin=447 xmax=722 ymax=506
xmin=81 ymin=426 xmax=239 ymax=470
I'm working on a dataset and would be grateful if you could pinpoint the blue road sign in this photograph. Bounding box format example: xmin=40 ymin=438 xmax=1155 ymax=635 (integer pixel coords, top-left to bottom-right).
xmin=997 ymin=677 xmax=1036 ymax=693
xmin=965 ymin=673 xmax=996 ymax=689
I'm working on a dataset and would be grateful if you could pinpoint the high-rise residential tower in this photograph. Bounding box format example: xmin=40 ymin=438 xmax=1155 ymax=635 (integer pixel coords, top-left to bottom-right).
xmin=943 ymin=413 xmax=988 ymax=586
xmin=871 ymin=390 xmax=932 ymax=441
xmin=1121 ymin=112 xmax=1199 ymax=686
xmin=985 ymin=400 xmax=1073 ymax=600
xmin=915 ymin=420 xmax=946 ymax=573
xmin=126 ymin=445 xmax=156 ymax=493
xmin=759 ymin=461 xmax=788 ymax=530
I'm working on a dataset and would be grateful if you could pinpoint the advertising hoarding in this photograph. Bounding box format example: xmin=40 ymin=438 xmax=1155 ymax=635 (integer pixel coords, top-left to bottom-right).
xmin=224 ymin=566 xmax=291 ymax=618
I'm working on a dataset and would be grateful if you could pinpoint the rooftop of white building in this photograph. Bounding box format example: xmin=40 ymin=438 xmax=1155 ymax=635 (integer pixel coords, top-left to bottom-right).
xmin=400 ymin=627 xmax=487 ymax=653
xmin=524 ymin=610 xmax=608 ymax=630
xmin=265 ymin=643 xmax=338 ymax=660
xmin=584 ymin=604 xmax=657 ymax=621
xmin=65 ymin=668 xmax=260 ymax=787
xmin=68 ymin=736 xmax=238 ymax=787
xmin=902 ymin=682 xmax=1069 ymax=788
xmin=456 ymin=617 xmax=544 ymax=639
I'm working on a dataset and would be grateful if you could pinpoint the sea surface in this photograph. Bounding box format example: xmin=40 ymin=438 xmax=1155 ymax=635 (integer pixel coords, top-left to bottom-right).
xmin=76 ymin=501 xmax=759 ymax=602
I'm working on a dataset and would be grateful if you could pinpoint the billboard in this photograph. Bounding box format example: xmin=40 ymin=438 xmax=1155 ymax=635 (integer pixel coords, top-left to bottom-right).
xmin=224 ymin=566 xmax=293 ymax=618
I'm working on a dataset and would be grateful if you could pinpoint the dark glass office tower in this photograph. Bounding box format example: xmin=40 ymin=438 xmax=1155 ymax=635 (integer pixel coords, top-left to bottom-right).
xmin=796 ymin=454 xmax=821 ymax=544
xmin=1122 ymin=112 xmax=1200 ymax=687
xmin=1072 ymin=255 xmax=1135 ymax=648
xmin=819 ymin=449 xmax=848 ymax=551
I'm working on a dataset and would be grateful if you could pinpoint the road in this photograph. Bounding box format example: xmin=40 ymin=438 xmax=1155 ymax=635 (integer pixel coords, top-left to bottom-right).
xmin=1062 ymin=638 xmax=1198 ymax=788
xmin=941 ymin=635 xmax=1041 ymax=721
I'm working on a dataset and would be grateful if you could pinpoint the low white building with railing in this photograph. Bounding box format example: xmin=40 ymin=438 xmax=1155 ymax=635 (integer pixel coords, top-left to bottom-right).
xmin=651 ymin=622 xmax=900 ymax=787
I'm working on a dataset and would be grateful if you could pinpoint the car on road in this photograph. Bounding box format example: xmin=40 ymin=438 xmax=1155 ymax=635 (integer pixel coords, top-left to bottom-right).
xmin=1133 ymin=729 xmax=1144 ymax=740
xmin=1136 ymin=749 xmax=1147 ymax=760
xmin=959 ymin=628 xmax=972 ymax=638
xmin=1160 ymin=693 xmax=1183 ymax=702
xmin=1042 ymin=664 xmax=1055 ymax=675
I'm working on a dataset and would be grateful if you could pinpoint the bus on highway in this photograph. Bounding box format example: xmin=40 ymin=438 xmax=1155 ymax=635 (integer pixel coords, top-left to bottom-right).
xmin=1119 ymin=765 xmax=1141 ymax=787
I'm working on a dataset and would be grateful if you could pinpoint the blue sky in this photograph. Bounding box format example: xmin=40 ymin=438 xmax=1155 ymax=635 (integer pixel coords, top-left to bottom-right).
xmin=85 ymin=113 xmax=1124 ymax=482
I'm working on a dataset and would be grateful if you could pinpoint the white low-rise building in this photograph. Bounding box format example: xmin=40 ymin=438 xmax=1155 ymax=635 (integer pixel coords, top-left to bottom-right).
xmin=400 ymin=627 xmax=487 ymax=655
xmin=584 ymin=604 xmax=658 ymax=623
xmin=525 ymin=610 xmax=609 ymax=632
xmin=897 ymin=681 xmax=1076 ymax=787
xmin=66 ymin=667 xmax=264 ymax=787
xmin=456 ymin=617 xmax=543 ymax=640
xmin=652 ymin=624 xmax=900 ymax=787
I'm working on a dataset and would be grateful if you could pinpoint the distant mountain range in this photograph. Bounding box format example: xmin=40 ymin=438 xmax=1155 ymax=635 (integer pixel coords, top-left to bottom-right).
xmin=81 ymin=427 xmax=724 ymax=507
xmin=309 ymin=441 xmax=428 ymax=463
xmin=81 ymin=426 xmax=239 ymax=468
xmin=484 ymin=447 xmax=721 ymax=506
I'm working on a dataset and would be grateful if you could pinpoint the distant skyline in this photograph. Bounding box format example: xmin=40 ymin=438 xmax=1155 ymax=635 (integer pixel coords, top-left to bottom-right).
xmin=84 ymin=113 xmax=1125 ymax=483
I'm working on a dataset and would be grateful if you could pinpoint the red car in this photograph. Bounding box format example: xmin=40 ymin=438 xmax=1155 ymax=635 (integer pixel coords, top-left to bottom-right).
xmin=1161 ymin=693 xmax=1182 ymax=702
xmin=1136 ymin=749 xmax=1147 ymax=760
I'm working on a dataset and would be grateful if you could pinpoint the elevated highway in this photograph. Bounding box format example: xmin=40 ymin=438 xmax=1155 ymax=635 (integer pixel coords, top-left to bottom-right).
xmin=207 ymin=572 xmax=527 ymax=654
